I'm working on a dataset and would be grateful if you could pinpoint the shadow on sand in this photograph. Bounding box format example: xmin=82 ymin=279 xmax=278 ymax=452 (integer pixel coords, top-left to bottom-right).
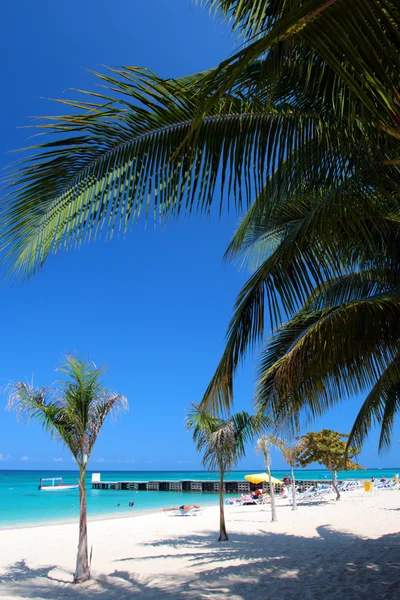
xmin=1 ymin=527 xmax=399 ymax=599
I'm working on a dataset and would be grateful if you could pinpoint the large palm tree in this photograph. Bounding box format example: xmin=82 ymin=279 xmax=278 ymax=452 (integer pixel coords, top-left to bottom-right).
xmin=2 ymin=2 xmax=399 ymax=445
xmin=7 ymin=354 xmax=128 ymax=583
xmin=187 ymin=403 xmax=269 ymax=541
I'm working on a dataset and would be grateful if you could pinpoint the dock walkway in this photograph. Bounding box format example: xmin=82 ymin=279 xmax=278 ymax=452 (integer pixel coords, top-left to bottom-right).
xmin=91 ymin=474 xmax=332 ymax=493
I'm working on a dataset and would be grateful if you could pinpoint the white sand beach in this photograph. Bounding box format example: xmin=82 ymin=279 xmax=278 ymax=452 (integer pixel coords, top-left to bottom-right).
xmin=0 ymin=490 xmax=399 ymax=600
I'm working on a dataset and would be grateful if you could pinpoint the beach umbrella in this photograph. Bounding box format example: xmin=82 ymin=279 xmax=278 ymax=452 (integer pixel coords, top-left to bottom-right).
xmin=245 ymin=473 xmax=284 ymax=493
xmin=245 ymin=473 xmax=284 ymax=485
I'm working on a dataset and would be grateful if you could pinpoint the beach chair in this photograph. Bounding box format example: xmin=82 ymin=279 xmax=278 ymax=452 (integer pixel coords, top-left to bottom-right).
xmin=375 ymin=480 xmax=398 ymax=490
xmin=337 ymin=481 xmax=352 ymax=492
xmin=276 ymin=487 xmax=290 ymax=499
xmin=295 ymin=485 xmax=333 ymax=504
xmin=313 ymin=485 xmax=335 ymax=500
xmin=255 ymin=494 xmax=271 ymax=505
xmin=288 ymin=488 xmax=314 ymax=505
xmin=240 ymin=494 xmax=257 ymax=505
xmin=225 ymin=497 xmax=244 ymax=506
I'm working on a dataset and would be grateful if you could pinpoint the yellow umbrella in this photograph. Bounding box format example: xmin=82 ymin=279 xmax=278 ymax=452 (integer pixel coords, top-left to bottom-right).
xmin=245 ymin=473 xmax=284 ymax=485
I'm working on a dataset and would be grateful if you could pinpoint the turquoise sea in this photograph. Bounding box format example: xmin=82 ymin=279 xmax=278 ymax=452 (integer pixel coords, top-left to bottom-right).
xmin=1 ymin=468 xmax=398 ymax=529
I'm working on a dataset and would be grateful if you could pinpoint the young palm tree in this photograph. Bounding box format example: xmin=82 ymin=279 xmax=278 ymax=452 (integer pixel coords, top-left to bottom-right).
xmin=255 ymin=434 xmax=280 ymax=522
xmin=280 ymin=441 xmax=306 ymax=511
xmin=256 ymin=434 xmax=301 ymax=511
xmin=187 ymin=404 xmax=269 ymax=541
xmin=7 ymin=354 xmax=128 ymax=583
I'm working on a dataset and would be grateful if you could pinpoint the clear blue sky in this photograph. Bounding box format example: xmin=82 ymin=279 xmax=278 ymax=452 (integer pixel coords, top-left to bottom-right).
xmin=0 ymin=0 xmax=398 ymax=471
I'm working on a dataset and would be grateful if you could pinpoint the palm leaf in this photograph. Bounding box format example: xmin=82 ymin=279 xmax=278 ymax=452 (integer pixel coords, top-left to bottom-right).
xmin=256 ymin=292 xmax=400 ymax=433
xmin=348 ymin=354 xmax=400 ymax=452
xmin=203 ymin=0 xmax=400 ymax=132
xmin=2 ymin=66 xmax=341 ymax=278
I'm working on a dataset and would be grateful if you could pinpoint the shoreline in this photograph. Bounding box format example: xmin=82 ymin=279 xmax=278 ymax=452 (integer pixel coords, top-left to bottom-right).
xmin=0 ymin=499 xmax=218 ymax=532
xmin=0 ymin=505 xmax=215 ymax=533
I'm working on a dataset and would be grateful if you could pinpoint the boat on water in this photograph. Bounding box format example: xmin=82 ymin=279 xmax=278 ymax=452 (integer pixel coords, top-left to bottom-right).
xmin=38 ymin=477 xmax=79 ymax=491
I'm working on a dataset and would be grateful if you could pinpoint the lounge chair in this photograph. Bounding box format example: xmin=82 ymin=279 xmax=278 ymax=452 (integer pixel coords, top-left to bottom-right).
xmin=338 ymin=480 xmax=361 ymax=493
xmin=254 ymin=494 xmax=271 ymax=505
xmin=290 ymin=485 xmax=333 ymax=504
xmin=239 ymin=494 xmax=257 ymax=505
xmin=226 ymin=493 xmax=270 ymax=506
xmin=375 ymin=479 xmax=399 ymax=490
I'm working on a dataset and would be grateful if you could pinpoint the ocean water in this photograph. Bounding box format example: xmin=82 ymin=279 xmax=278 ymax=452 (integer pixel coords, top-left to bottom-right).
xmin=0 ymin=468 xmax=398 ymax=529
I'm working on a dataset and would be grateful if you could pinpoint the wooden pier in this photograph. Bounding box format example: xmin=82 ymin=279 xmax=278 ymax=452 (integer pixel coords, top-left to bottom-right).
xmin=91 ymin=474 xmax=331 ymax=493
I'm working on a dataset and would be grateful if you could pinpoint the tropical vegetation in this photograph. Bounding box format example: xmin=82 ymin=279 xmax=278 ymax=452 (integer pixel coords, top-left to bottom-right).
xmin=6 ymin=354 xmax=128 ymax=582
xmin=294 ymin=429 xmax=363 ymax=500
xmin=2 ymin=1 xmax=400 ymax=448
xmin=187 ymin=403 xmax=268 ymax=541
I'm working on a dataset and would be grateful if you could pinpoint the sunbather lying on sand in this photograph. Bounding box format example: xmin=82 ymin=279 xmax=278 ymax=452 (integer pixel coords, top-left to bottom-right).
xmin=162 ymin=504 xmax=200 ymax=513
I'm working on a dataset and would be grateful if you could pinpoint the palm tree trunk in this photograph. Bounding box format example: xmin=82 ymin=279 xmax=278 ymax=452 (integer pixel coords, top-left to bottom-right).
xmin=290 ymin=466 xmax=297 ymax=511
xmin=331 ymin=470 xmax=340 ymax=501
xmin=74 ymin=468 xmax=90 ymax=583
xmin=268 ymin=465 xmax=277 ymax=522
xmin=218 ymin=470 xmax=228 ymax=542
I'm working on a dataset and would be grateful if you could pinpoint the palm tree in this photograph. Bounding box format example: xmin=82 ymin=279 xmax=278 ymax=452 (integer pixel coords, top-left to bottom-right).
xmin=257 ymin=434 xmax=303 ymax=511
xmin=255 ymin=434 xmax=281 ymax=522
xmin=2 ymin=2 xmax=399 ymax=446
xmin=7 ymin=354 xmax=128 ymax=583
xmin=280 ymin=440 xmax=306 ymax=511
xmin=187 ymin=404 xmax=269 ymax=541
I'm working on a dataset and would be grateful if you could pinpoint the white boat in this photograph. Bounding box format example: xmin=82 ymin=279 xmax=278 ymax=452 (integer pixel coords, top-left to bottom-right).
xmin=38 ymin=477 xmax=79 ymax=491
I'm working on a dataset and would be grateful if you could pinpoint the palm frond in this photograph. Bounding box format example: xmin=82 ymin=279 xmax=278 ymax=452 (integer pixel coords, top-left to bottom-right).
xmin=187 ymin=403 xmax=267 ymax=470
xmin=6 ymin=381 xmax=61 ymax=432
xmin=202 ymin=0 xmax=400 ymax=132
xmin=2 ymin=65 xmax=334 ymax=278
xmin=7 ymin=354 xmax=128 ymax=465
xmin=348 ymin=354 xmax=400 ymax=452
xmin=3 ymin=55 xmax=392 ymax=279
xmin=207 ymin=0 xmax=279 ymax=41
xmin=256 ymin=292 xmax=400 ymax=433
xmin=203 ymin=183 xmax=400 ymax=414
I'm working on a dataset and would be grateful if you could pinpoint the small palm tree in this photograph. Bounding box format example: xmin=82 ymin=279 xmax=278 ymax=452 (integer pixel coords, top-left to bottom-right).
xmin=187 ymin=404 xmax=268 ymax=541
xmin=255 ymin=434 xmax=282 ymax=522
xmin=7 ymin=354 xmax=128 ymax=583
xmin=280 ymin=440 xmax=306 ymax=511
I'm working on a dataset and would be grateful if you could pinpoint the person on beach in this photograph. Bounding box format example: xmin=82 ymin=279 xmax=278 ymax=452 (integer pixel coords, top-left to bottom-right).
xmin=283 ymin=474 xmax=291 ymax=486
xmin=162 ymin=504 xmax=200 ymax=513
xmin=252 ymin=489 xmax=262 ymax=499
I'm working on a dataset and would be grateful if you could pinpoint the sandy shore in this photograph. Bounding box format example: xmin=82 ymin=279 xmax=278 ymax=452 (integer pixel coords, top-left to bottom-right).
xmin=0 ymin=490 xmax=399 ymax=599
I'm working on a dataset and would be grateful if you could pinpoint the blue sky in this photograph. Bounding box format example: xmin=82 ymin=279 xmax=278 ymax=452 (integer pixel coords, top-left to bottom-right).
xmin=0 ymin=0 xmax=398 ymax=471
